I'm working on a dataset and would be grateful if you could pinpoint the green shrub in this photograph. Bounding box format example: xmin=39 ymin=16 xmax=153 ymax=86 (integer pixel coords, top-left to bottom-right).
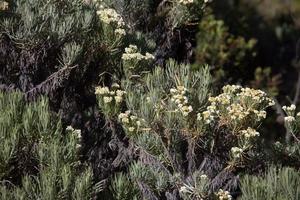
xmin=195 ymin=13 xmax=256 ymax=84
xmin=240 ymin=167 xmax=300 ymax=200
xmin=0 ymin=91 xmax=93 ymax=199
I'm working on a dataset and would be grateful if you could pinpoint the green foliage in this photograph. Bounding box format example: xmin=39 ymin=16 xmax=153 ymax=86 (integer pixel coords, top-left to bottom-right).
xmin=0 ymin=91 xmax=93 ymax=199
xmin=240 ymin=166 xmax=300 ymax=200
xmin=123 ymin=59 xmax=211 ymax=133
xmin=106 ymin=60 xmax=213 ymax=199
xmin=99 ymin=0 xmax=208 ymax=30
xmin=110 ymin=172 xmax=140 ymax=200
xmin=3 ymin=0 xmax=94 ymax=40
xmin=1 ymin=0 xmax=299 ymax=199
xmin=195 ymin=13 xmax=256 ymax=83
xmin=251 ymin=67 xmax=281 ymax=97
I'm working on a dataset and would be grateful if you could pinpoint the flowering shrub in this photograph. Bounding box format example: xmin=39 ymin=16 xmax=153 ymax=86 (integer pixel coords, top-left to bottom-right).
xmin=280 ymin=112 xmax=299 ymax=158
xmin=200 ymin=85 xmax=274 ymax=132
xmin=95 ymin=83 xmax=126 ymax=118
xmin=282 ymin=104 xmax=298 ymax=130
xmin=169 ymin=0 xmax=210 ymax=29
xmin=96 ymin=4 xmax=126 ymax=49
xmin=118 ymin=111 xmax=146 ymax=138
xmin=103 ymin=56 xmax=277 ymax=199
xmin=0 ymin=92 xmax=92 ymax=199
xmin=122 ymin=44 xmax=155 ymax=76
xmin=170 ymin=86 xmax=193 ymax=116
xmin=195 ymin=85 xmax=275 ymax=166
xmin=240 ymin=166 xmax=300 ymax=200
xmin=216 ymin=189 xmax=232 ymax=200
xmin=179 ymin=172 xmax=210 ymax=199
xmin=1 ymin=0 xmax=299 ymax=199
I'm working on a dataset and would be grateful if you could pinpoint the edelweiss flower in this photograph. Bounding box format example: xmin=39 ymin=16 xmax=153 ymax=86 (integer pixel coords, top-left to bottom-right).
xmin=114 ymin=96 xmax=123 ymax=103
xmin=170 ymin=86 xmax=193 ymax=117
xmin=95 ymin=86 xmax=109 ymax=95
xmin=97 ymin=8 xmax=124 ymax=27
xmin=231 ymin=147 xmax=243 ymax=159
xmin=178 ymin=0 xmax=194 ymax=5
xmin=202 ymin=85 xmax=273 ymax=130
xmin=115 ymin=28 xmax=126 ymax=36
xmin=122 ymin=44 xmax=155 ymax=62
xmin=0 ymin=1 xmax=8 ymax=10
xmin=240 ymin=127 xmax=260 ymax=138
xmin=103 ymin=96 xmax=113 ymax=103
xmin=118 ymin=111 xmax=144 ymax=135
xmin=283 ymin=104 xmax=296 ymax=112
xmin=179 ymin=186 xmax=189 ymax=193
xmin=200 ymin=174 xmax=208 ymax=179
xmin=128 ymin=127 xmax=135 ymax=132
xmin=284 ymin=116 xmax=295 ymax=123
xmin=216 ymin=189 xmax=232 ymax=200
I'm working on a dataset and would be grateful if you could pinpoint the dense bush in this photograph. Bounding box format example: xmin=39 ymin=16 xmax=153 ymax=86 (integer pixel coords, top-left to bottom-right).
xmin=0 ymin=0 xmax=299 ymax=199
xmin=0 ymin=91 xmax=93 ymax=199
xmin=240 ymin=166 xmax=300 ymax=200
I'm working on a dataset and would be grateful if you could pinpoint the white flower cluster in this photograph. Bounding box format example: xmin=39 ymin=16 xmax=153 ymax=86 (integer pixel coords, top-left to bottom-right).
xmin=96 ymin=8 xmax=126 ymax=36
xmin=282 ymin=104 xmax=296 ymax=113
xmin=240 ymin=127 xmax=260 ymax=138
xmin=0 ymin=1 xmax=8 ymax=10
xmin=231 ymin=147 xmax=243 ymax=159
xmin=284 ymin=116 xmax=296 ymax=123
xmin=95 ymin=83 xmax=126 ymax=117
xmin=121 ymin=45 xmax=155 ymax=61
xmin=66 ymin=126 xmax=82 ymax=149
xmin=118 ymin=111 xmax=143 ymax=136
xmin=198 ymin=85 xmax=274 ymax=131
xmin=114 ymin=28 xmax=126 ymax=36
xmin=282 ymin=104 xmax=300 ymax=139
xmin=170 ymin=86 xmax=193 ymax=116
xmin=238 ymin=87 xmax=275 ymax=107
xmin=97 ymin=8 xmax=124 ymax=27
xmin=178 ymin=0 xmax=194 ymax=5
xmin=179 ymin=173 xmax=208 ymax=199
xmin=282 ymin=104 xmax=297 ymax=123
xmin=216 ymin=189 xmax=232 ymax=200
xmin=95 ymin=83 xmax=126 ymax=104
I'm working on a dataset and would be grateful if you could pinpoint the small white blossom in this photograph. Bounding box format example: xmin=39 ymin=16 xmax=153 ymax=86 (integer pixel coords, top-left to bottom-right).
xmin=179 ymin=0 xmax=194 ymax=5
xmin=66 ymin=125 xmax=74 ymax=131
xmin=128 ymin=127 xmax=135 ymax=132
xmin=114 ymin=96 xmax=123 ymax=103
xmin=197 ymin=113 xmax=203 ymax=121
xmin=231 ymin=147 xmax=243 ymax=159
xmin=121 ymin=117 xmax=129 ymax=124
xmin=145 ymin=52 xmax=155 ymax=60
xmin=103 ymin=96 xmax=113 ymax=103
xmin=95 ymin=86 xmax=109 ymax=95
xmin=97 ymin=8 xmax=124 ymax=27
xmin=122 ymin=44 xmax=154 ymax=62
xmin=200 ymin=174 xmax=208 ymax=179
xmin=115 ymin=28 xmax=126 ymax=36
xmin=284 ymin=116 xmax=295 ymax=123
xmin=240 ymin=127 xmax=260 ymax=138
xmin=179 ymin=186 xmax=189 ymax=193
xmin=216 ymin=189 xmax=232 ymax=200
